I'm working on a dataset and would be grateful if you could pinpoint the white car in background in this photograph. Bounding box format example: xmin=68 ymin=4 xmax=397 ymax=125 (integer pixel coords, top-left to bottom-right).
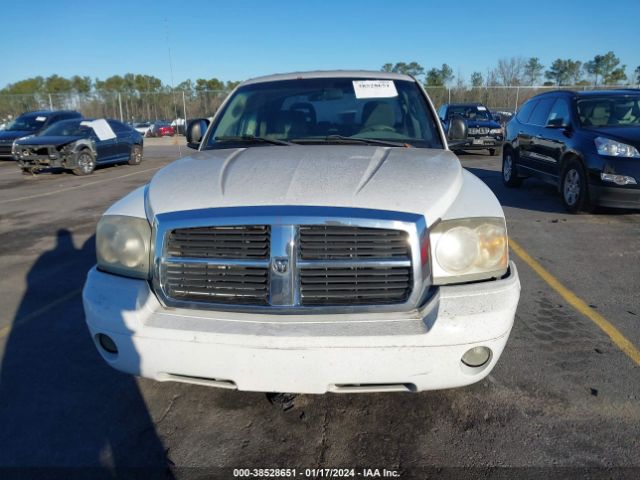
xmin=83 ymin=71 xmax=521 ymax=394
xmin=133 ymin=122 xmax=151 ymax=137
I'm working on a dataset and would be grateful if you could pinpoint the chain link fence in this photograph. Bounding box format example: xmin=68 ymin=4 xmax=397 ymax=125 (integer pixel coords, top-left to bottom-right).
xmin=1 ymin=85 xmax=637 ymax=126
xmin=0 ymin=90 xmax=231 ymax=126
xmin=426 ymin=84 xmax=636 ymax=113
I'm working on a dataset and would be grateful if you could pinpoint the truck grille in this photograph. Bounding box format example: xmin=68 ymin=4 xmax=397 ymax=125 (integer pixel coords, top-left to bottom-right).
xmin=300 ymin=226 xmax=409 ymax=259
xmin=300 ymin=266 xmax=411 ymax=305
xmin=167 ymin=225 xmax=269 ymax=259
xmin=0 ymin=144 xmax=12 ymax=156
xmin=155 ymin=207 xmax=427 ymax=312
xmin=164 ymin=262 xmax=269 ymax=304
xmin=468 ymin=127 xmax=490 ymax=135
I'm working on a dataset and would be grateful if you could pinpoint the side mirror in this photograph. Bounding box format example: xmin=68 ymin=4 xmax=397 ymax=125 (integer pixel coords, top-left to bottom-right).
xmin=447 ymin=114 xmax=468 ymax=148
xmin=186 ymin=118 xmax=210 ymax=149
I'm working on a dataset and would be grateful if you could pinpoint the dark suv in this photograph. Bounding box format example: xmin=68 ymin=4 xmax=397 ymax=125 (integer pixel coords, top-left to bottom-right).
xmin=502 ymin=90 xmax=640 ymax=212
xmin=438 ymin=103 xmax=503 ymax=155
xmin=0 ymin=110 xmax=82 ymax=159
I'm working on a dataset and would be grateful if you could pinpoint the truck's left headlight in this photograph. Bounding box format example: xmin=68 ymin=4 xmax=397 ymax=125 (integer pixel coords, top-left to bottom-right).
xmin=96 ymin=215 xmax=151 ymax=279
xmin=431 ymin=217 xmax=508 ymax=285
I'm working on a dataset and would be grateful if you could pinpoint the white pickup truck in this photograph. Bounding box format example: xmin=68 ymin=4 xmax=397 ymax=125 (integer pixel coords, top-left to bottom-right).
xmin=83 ymin=71 xmax=520 ymax=394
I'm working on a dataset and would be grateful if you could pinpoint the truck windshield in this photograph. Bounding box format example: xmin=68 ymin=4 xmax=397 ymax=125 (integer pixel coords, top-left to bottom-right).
xmin=205 ymin=77 xmax=443 ymax=149
xmin=447 ymin=105 xmax=494 ymax=121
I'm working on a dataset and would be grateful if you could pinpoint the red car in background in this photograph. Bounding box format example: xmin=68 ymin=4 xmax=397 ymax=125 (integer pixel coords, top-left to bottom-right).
xmin=151 ymin=122 xmax=175 ymax=137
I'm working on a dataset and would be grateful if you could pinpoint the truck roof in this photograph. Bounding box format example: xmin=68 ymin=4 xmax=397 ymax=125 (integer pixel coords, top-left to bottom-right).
xmin=241 ymin=70 xmax=415 ymax=86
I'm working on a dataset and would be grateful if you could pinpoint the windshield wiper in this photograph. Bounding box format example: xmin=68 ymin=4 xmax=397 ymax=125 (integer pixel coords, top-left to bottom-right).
xmin=289 ymin=135 xmax=410 ymax=148
xmin=214 ymin=135 xmax=293 ymax=146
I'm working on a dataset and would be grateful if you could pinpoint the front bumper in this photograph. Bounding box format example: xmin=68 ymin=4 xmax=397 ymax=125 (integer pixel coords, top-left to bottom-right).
xmin=83 ymin=262 xmax=520 ymax=394
xmin=463 ymin=136 xmax=503 ymax=150
xmin=589 ymin=184 xmax=640 ymax=209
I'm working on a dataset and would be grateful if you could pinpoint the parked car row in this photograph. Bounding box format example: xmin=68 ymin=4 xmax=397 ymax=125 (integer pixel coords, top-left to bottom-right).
xmin=0 ymin=110 xmax=82 ymax=160
xmin=502 ymin=89 xmax=640 ymax=212
xmin=132 ymin=121 xmax=175 ymax=137
xmin=1 ymin=110 xmax=144 ymax=175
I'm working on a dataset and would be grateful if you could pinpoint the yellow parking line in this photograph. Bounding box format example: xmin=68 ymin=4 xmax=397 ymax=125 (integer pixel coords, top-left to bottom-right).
xmin=509 ymin=238 xmax=640 ymax=366
xmin=0 ymin=166 xmax=162 ymax=205
xmin=0 ymin=288 xmax=82 ymax=340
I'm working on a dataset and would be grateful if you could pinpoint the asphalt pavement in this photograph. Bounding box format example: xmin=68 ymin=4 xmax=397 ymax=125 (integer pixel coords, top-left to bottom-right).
xmin=0 ymin=141 xmax=638 ymax=478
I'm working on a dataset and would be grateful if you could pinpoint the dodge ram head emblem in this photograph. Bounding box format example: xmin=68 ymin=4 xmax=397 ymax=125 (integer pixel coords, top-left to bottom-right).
xmin=272 ymin=257 xmax=289 ymax=274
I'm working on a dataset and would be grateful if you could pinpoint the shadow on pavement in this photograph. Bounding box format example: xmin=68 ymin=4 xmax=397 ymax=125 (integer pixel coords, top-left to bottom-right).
xmin=0 ymin=229 xmax=174 ymax=479
xmin=463 ymin=165 xmax=569 ymax=214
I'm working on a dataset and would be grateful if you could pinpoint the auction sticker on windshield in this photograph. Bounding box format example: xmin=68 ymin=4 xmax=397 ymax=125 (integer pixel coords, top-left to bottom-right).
xmin=88 ymin=119 xmax=116 ymax=141
xmin=353 ymin=80 xmax=398 ymax=99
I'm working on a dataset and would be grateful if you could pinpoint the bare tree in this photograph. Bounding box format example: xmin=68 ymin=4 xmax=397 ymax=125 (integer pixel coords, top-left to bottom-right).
xmin=494 ymin=57 xmax=526 ymax=86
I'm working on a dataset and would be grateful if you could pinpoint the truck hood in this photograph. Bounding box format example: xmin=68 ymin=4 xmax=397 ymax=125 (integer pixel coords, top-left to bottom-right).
xmin=0 ymin=130 xmax=32 ymax=143
xmin=146 ymin=146 xmax=464 ymax=221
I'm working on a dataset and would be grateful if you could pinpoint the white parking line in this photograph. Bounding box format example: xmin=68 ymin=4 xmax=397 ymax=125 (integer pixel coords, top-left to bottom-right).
xmin=0 ymin=166 xmax=162 ymax=205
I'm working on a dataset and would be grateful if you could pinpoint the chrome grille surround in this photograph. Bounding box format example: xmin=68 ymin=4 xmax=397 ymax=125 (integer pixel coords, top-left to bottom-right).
xmin=152 ymin=206 xmax=430 ymax=314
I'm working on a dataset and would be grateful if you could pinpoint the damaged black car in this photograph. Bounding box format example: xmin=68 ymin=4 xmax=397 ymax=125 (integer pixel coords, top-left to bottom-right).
xmin=13 ymin=118 xmax=143 ymax=175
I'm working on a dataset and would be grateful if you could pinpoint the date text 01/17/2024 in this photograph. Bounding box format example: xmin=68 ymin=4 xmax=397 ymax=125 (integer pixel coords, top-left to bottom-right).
xmin=232 ymin=468 xmax=401 ymax=478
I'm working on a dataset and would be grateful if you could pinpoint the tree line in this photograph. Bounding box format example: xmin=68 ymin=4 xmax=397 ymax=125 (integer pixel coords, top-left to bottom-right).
xmin=0 ymin=74 xmax=240 ymax=96
xmin=2 ymin=51 xmax=637 ymax=97
xmin=381 ymin=51 xmax=640 ymax=87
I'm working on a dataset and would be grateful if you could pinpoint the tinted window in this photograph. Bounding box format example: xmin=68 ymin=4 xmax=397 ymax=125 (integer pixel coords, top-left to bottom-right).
xmin=547 ymin=99 xmax=571 ymax=126
xmin=577 ymin=95 xmax=640 ymax=127
xmin=515 ymin=100 xmax=537 ymax=123
xmin=4 ymin=114 xmax=48 ymax=131
xmin=39 ymin=119 xmax=91 ymax=137
xmin=528 ymin=98 xmax=556 ymax=126
xmin=446 ymin=105 xmax=493 ymax=121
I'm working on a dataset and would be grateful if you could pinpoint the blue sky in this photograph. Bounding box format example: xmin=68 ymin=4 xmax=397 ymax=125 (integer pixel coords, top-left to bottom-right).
xmin=1 ymin=0 xmax=639 ymax=88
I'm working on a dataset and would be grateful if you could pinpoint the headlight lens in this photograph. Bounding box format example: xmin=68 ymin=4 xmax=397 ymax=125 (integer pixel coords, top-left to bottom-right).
xmin=489 ymin=128 xmax=503 ymax=135
xmin=594 ymin=137 xmax=640 ymax=158
xmin=96 ymin=215 xmax=151 ymax=279
xmin=432 ymin=217 xmax=508 ymax=284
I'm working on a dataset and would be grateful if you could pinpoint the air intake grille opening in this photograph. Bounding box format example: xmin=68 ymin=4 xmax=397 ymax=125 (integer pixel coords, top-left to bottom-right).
xmin=167 ymin=225 xmax=270 ymax=259
xmin=164 ymin=263 xmax=269 ymax=305
xmin=300 ymin=226 xmax=409 ymax=260
xmin=300 ymin=266 xmax=412 ymax=305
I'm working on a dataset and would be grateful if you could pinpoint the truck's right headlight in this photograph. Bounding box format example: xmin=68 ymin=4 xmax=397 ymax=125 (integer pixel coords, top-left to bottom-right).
xmin=431 ymin=217 xmax=508 ymax=285
xmin=96 ymin=215 xmax=151 ymax=279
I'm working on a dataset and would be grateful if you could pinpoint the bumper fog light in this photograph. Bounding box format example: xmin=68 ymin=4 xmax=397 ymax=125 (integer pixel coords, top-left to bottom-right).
xmin=601 ymin=173 xmax=637 ymax=186
xmin=461 ymin=346 xmax=491 ymax=368
xmin=98 ymin=333 xmax=118 ymax=354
